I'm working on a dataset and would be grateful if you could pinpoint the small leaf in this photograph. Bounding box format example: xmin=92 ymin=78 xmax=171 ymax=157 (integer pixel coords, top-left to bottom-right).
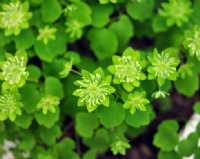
xmin=126 ymin=0 xmax=155 ymax=22
xmin=14 ymin=29 xmax=35 ymax=49
xmin=87 ymin=28 xmax=118 ymax=60
xmin=91 ymin=4 xmax=114 ymax=27
xmin=41 ymin=0 xmax=62 ymax=23
xmin=175 ymin=72 xmax=199 ymax=97
xmin=96 ymin=101 xmax=125 ymax=129
xmin=177 ymin=132 xmax=199 ymax=157
xmin=125 ymin=105 xmax=153 ymax=128
xmin=45 ymin=76 xmax=64 ymax=99
xmin=76 ymin=112 xmax=99 ymax=138
xmin=194 ymin=102 xmax=200 ymax=114
xmin=39 ymin=125 xmax=61 ymax=146
xmin=35 ymin=107 xmax=60 ymax=128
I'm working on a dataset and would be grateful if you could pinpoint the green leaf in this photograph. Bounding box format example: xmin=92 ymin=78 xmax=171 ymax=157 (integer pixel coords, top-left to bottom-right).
xmin=54 ymin=138 xmax=75 ymax=151
xmin=126 ymin=0 xmax=155 ymax=22
xmin=20 ymin=83 xmax=42 ymax=113
xmin=177 ymin=132 xmax=199 ymax=157
xmin=19 ymin=132 xmax=35 ymax=151
xmin=83 ymin=149 xmax=97 ymax=159
xmin=0 ymin=122 xmax=5 ymax=132
xmin=158 ymin=120 xmax=179 ymax=133
xmin=41 ymin=0 xmax=62 ymax=23
xmin=109 ymin=15 xmax=134 ymax=51
xmin=195 ymin=148 xmax=200 ymax=159
xmin=153 ymin=120 xmax=179 ymax=151
xmin=194 ymin=102 xmax=200 ymax=114
xmin=91 ymin=4 xmax=114 ymax=27
xmin=152 ymin=15 xmax=168 ymax=33
xmin=53 ymin=138 xmax=78 ymax=159
xmin=14 ymin=112 xmax=33 ymax=129
xmin=83 ymin=129 xmax=110 ymax=153
xmin=14 ymin=29 xmax=35 ymax=49
xmin=153 ymin=131 xmax=179 ymax=151
xmin=39 ymin=125 xmax=61 ymax=146
xmin=76 ymin=112 xmax=99 ymax=138
xmin=96 ymin=101 xmax=125 ymax=129
xmin=35 ymin=107 xmax=60 ymax=128
xmin=175 ymin=73 xmax=199 ymax=97
xmin=27 ymin=65 xmax=41 ymax=81
xmin=125 ymin=105 xmax=153 ymax=128
xmin=66 ymin=1 xmax=92 ymax=27
xmin=87 ymin=28 xmax=118 ymax=60
xmin=158 ymin=151 xmax=180 ymax=159
xmin=45 ymin=76 xmax=64 ymax=99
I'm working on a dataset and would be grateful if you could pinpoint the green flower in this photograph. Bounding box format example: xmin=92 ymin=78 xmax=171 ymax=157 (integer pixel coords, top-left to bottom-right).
xmin=65 ymin=20 xmax=83 ymax=41
xmin=108 ymin=47 xmax=146 ymax=92
xmin=147 ymin=49 xmax=179 ymax=86
xmin=0 ymin=91 xmax=23 ymax=121
xmin=99 ymin=0 xmax=117 ymax=4
xmin=0 ymin=1 xmax=32 ymax=36
xmin=37 ymin=95 xmax=60 ymax=114
xmin=151 ymin=90 xmax=169 ymax=99
xmin=183 ymin=26 xmax=200 ymax=60
xmin=159 ymin=0 xmax=192 ymax=27
xmin=123 ymin=91 xmax=149 ymax=115
xmin=0 ymin=52 xmax=29 ymax=89
xmin=111 ymin=139 xmax=131 ymax=155
xmin=59 ymin=60 xmax=73 ymax=78
xmin=73 ymin=68 xmax=115 ymax=112
xmin=37 ymin=25 xmax=57 ymax=45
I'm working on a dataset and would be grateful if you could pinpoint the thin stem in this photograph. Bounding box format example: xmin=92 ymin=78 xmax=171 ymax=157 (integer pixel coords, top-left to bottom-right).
xmin=71 ymin=69 xmax=82 ymax=76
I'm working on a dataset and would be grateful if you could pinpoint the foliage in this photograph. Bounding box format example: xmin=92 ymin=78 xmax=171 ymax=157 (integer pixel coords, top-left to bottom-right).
xmin=0 ymin=0 xmax=200 ymax=159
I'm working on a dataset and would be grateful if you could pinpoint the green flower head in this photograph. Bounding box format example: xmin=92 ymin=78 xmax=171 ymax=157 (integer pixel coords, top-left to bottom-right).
xmin=147 ymin=49 xmax=179 ymax=86
xmin=111 ymin=139 xmax=131 ymax=155
xmin=183 ymin=26 xmax=200 ymax=60
xmin=0 ymin=91 xmax=23 ymax=121
xmin=0 ymin=1 xmax=32 ymax=36
xmin=123 ymin=91 xmax=149 ymax=115
xmin=151 ymin=90 xmax=169 ymax=99
xmin=99 ymin=0 xmax=117 ymax=4
xmin=108 ymin=47 xmax=146 ymax=92
xmin=73 ymin=67 xmax=115 ymax=112
xmin=159 ymin=0 xmax=192 ymax=27
xmin=37 ymin=95 xmax=60 ymax=114
xmin=65 ymin=20 xmax=83 ymax=41
xmin=37 ymin=25 xmax=57 ymax=45
xmin=0 ymin=51 xmax=29 ymax=89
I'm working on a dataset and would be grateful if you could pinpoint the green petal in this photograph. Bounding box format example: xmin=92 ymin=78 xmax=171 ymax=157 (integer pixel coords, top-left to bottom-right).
xmin=102 ymin=96 xmax=109 ymax=107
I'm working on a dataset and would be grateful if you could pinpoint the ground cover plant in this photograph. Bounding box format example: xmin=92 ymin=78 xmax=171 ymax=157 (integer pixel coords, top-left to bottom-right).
xmin=0 ymin=0 xmax=200 ymax=159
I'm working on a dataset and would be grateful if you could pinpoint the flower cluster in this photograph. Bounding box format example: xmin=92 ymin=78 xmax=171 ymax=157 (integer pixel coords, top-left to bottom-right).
xmin=0 ymin=51 xmax=29 ymax=89
xmin=108 ymin=47 xmax=146 ymax=92
xmin=183 ymin=26 xmax=200 ymax=60
xmin=147 ymin=49 xmax=179 ymax=86
xmin=0 ymin=91 xmax=23 ymax=121
xmin=73 ymin=68 xmax=115 ymax=112
xmin=0 ymin=1 xmax=32 ymax=36
xmin=65 ymin=20 xmax=83 ymax=41
xmin=37 ymin=95 xmax=60 ymax=114
xmin=111 ymin=139 xmax=131 ymax=155
xmin=159 ymin=0 xmax=192 ymax=27
xmin=123 ymin=91 xmax=149 ymax=115
xmin=37 ymin=26 xmax=57 ymax=45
